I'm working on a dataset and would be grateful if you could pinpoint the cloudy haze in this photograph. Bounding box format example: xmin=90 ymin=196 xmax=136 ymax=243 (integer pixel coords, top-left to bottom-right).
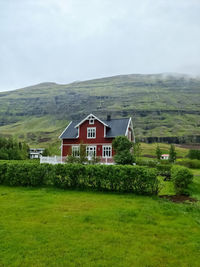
xmin=0 ymin=0 xmax=200 ymax=91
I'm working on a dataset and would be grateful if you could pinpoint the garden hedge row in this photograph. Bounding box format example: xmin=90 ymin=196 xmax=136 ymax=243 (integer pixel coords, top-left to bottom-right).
xmin=0 ymin=163 xmax=159 ymax=195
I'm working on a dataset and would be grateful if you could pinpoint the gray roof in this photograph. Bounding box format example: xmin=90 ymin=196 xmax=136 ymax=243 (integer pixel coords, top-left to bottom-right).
xmin=60 ymin=117 xmax=130 ymax=139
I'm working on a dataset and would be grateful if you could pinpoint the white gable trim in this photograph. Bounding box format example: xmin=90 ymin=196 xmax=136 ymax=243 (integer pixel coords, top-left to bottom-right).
xmin=125 ymin=117 xmax=132 ymax=137
xmin=59 ymin=121 xmax=72 ymax=139
xmin=75 ymin=113 xmax=109 ymax=128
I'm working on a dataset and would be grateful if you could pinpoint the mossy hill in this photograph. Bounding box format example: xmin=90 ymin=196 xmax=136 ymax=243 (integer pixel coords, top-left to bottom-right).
xmin=0 ymin=73 xmax=200 ymax=146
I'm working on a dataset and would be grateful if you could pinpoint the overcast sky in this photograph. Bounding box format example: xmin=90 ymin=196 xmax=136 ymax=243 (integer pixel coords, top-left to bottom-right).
xmin=0 ymin=0 xmax=200 ymax=92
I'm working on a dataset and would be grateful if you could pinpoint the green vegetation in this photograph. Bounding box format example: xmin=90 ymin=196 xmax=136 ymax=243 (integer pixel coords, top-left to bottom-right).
xmin=0 ymin=74 xmax=200 ymax=147
xmin=188 ymin=149 xmax=200 ymax=160
xmin=141 ymin=142 xmax=189 ymax=158
xmin=0 ymin=183 xmax=200 ymax=266
xmin=0 ymin=163 xmax=159 ymax=195
xmin=171 ymin=166 xmax=193 ymax=194
xmin=0 ymin=137 xmax=29 ymax=160
xmin=169 ymin=144 xmax=176 ymax=163
xmin=112 ymin=136 xmax=134 ymax=165
xmin=156 ymin=144 xmax=162 ymax=160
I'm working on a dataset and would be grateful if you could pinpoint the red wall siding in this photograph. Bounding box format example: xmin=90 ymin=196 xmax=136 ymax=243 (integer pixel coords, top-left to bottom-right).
xmin=62 ymin=119 xmax=114 ymax=157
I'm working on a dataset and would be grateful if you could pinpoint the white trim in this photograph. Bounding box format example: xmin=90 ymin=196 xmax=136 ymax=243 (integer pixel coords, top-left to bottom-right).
xmin=61 ymin=142 xmax=63 ymax=157
xmin=87 ymin=127 xmax=96 ymax=139
xmin=62 ymin=143 xmax=113 ymax=146
xmin=75 ymin=113 xmax=109 ymax=128
xmin=104 ymin=125 xmax=106 ymax=137
xmin=77 ymin=127 xmax=80 ymax=138
xmin=102 ymin=145 xmax=112 ymax=158
xmin=125 ymin=117 xmax=132 ymax=137
xmin=72 ymin=145 xmax=80 ymax=157
xmin=59 ymin=121 xmax=72 ymax=139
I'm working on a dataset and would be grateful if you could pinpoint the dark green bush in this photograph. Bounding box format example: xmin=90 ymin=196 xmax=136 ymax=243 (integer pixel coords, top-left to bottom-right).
xmin=54 ymin=164 xmax=159 ymax=195
xmin=171 ymin=165 xmax=193 ymax=195
xmin=176 ymin=159 xmax=200 ymax=169
xmin=0 ymin=163 xmax=54 ymax=186
xmin=0 ymin=162 xmax=159 ymax=195
xmin=156 ymin=164 xmax=172 ymax=180
xmin=188 ymin=149 xmax=200 ymax=160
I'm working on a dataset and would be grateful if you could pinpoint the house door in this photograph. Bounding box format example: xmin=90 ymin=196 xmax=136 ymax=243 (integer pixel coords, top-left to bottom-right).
xmin=86 ymin=146 xmax=96 ymax=159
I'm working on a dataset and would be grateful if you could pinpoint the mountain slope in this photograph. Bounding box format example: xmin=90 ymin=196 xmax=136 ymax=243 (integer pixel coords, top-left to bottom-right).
xmin=0 ymin=73 xmax=200 ymax=145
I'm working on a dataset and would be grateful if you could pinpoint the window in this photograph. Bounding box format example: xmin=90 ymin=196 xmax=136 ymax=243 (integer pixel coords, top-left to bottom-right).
xmin=87 ymin=127 xmax=96 ymax=139
xmin=103 ymin=146 xmax=112 ymax=158
xmin=72 ymin=146 xmax=80 ymax=157
xmin=89 ymin=118 xmax=94 ymax=124
xmin=86 ymin=146 xmax=96 ymax=158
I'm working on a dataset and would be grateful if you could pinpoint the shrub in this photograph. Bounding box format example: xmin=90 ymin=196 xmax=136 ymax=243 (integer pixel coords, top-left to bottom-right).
xmin=53 ymin=164 xmax=159 ymax=195
xmin=188 ymin=149 xmax=200 ymax=160
xmin=156 ymin=164 xmax=172 ymax=180
xmin=169 ymin=144 xmax=176 ymax=163
xmin=1 ymin=163 xmax=53 ymax=186
xmin=112 ymin=136 xmax=134 ymax=165
xmin=176 ymin=159 xmax=200 ymax=169
xmin=0 ymin=162 xmax=159 ymax=195
xmin=171 ymin=165 xmax=193 ymax=195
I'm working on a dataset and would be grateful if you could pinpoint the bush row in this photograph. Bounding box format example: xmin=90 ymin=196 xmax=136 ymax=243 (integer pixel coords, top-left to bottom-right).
xmin=0 ymin=163 xmax=159 ymax=195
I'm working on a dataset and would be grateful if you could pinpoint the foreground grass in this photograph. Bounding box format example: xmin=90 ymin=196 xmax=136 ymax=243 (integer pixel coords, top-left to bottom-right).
xmin=0 ymin=185 xmax=200 ymax=267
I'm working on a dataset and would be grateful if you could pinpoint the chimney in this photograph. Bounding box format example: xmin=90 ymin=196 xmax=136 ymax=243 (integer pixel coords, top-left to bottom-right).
xmin=107 ymin=114 xmax=111 ymax=121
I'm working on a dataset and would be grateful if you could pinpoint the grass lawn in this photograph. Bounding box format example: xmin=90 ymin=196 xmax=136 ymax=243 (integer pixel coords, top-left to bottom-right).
xmin=0 ymin=181 xmax=200 ymax=267
xmin=141 ymin=143 xmax=189 ymax=158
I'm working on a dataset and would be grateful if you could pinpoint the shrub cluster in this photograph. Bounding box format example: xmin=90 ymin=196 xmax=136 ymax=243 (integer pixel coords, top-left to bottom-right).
xmin=0 ymin=137 xmax=29 ymax=160
xmin=176 ymin=159 xmax=200 ymax=169
xmin=0 ymin=163 xmax=54 ymax=186
xmin=156 ymin=164 xmax=172 ymax=180
xmin=188 ymin=149 xmax=200 ymax=160
xmin=171 ymin=165 xmax=193 ymax=195
xmin=0 ymin=163 xmax=159 ymax=195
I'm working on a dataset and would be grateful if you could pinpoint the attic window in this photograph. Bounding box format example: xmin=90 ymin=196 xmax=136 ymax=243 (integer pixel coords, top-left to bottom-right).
xmin=89 ymin=118 xmax=94 ymax=124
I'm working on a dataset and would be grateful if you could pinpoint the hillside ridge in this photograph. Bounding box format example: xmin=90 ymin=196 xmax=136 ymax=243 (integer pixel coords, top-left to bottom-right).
xmin=0 ymin=73 xmax=200 ymax=146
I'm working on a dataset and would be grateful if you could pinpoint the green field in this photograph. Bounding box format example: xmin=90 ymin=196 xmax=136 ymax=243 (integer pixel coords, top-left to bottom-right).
xmin=141 ymin=142 xmax=189 ymax=158
xmin=0 ymin=176 xmax=200 ymax=267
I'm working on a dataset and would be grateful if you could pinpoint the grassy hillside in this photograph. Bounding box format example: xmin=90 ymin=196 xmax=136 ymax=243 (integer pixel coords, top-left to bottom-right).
xmin=0 ymin=73 xmax=200 ymax=146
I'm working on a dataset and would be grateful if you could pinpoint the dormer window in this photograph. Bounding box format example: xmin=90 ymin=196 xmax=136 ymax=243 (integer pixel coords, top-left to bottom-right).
xmin=89 ymin=118 xmax=94 ymax=124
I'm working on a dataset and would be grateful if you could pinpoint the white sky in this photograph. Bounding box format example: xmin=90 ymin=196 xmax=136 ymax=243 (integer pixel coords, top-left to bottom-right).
xmin=0 ymin=0 xmax=200 ymax=91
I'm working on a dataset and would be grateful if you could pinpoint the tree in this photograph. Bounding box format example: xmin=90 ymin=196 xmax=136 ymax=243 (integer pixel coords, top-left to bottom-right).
xmin=156 ymin=145 xmax=162 ymax=160
xmin=133 ymin=141 xmax=142 ymax=159
xmin=169 ymin=144 xmax=176 ymax=163
xmin=112 ymin=136 xmax=133 ymax=165
xmin=43 ymin=148 xmax=50 ymax=156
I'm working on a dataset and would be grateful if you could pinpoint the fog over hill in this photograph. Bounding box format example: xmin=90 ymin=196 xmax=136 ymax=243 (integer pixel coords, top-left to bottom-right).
xmin=0 ymin=73 xmax=200 ymax=145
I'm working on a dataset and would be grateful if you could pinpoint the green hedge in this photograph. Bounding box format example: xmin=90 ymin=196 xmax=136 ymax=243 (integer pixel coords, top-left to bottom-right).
xmin=176 ymin=159 xmax=200 ymax=169
xmin=0 ymin=163 xmax=159 ymax=195
xmin=156 ymin=164 xmax=172 ymax=180
xmin=171 ymin=165 xmax=193 ymax=195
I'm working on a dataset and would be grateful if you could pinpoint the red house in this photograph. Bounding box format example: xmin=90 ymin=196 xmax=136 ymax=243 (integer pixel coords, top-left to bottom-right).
xmin=59 ymin=114 xmax=134 ymax=163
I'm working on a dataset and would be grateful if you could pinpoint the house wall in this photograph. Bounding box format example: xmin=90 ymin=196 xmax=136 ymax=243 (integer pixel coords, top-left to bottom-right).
xmin=62 ymin=119 xmax=114 ymax=157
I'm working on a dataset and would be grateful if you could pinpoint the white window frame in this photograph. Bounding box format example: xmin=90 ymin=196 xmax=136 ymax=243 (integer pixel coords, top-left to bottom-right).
xmin=89 ymin=118 xmax=94 ymax=124
xmin=72 ymin=146 xmax=80 ymax=157
xmin=102 ymin=145 xmax=112 ymax=158
xmin=87 ymin=127 xmax=96 ymax=139
xmin=86 ymin=146 xmax=96 ymax=158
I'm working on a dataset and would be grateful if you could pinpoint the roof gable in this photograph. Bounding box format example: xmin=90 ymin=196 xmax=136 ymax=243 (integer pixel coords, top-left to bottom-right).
xmin=74 ymin=114 xmax=108 ymax=128
xmin=59 ymin=115 xmax=132 ymax=139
